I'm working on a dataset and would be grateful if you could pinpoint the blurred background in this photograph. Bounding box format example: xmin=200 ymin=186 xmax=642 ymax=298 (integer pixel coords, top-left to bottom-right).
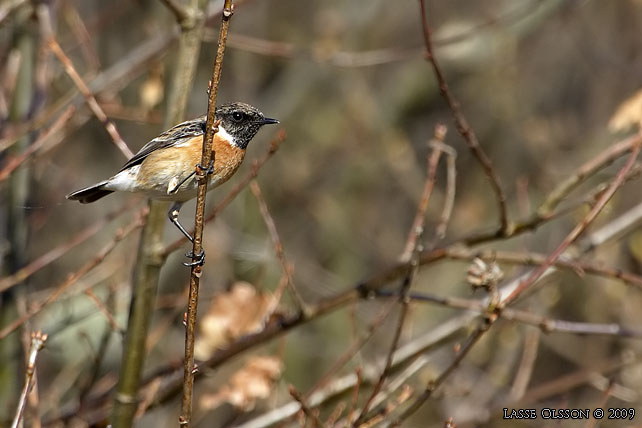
xmin=2 ymin=0 xmax=642 ymax=426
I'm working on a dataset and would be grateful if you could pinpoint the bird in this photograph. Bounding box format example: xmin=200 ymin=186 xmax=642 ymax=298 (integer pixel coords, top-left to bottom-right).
xmin=67 ymin=102 xmax=279 ymax=265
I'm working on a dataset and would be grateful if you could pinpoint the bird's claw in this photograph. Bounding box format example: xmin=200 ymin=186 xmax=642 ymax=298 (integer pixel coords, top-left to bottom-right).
xmin=184 ymin=249 xmax=205 ymax=267
xmin=196 ymin=160 xmax=215 ymax=175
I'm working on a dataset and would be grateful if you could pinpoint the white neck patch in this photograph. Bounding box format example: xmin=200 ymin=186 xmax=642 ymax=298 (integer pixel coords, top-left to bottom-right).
xmin=217 ymin=125 xmax=238 ymax=147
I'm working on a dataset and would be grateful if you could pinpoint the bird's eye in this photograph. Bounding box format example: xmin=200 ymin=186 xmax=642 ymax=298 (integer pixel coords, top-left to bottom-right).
xmin=232 ymin=112 xmax=244 ymax=122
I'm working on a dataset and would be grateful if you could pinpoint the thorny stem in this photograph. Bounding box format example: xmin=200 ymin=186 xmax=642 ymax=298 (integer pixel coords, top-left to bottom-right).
xmin=181 ymin=0 xmax=234 ymax=426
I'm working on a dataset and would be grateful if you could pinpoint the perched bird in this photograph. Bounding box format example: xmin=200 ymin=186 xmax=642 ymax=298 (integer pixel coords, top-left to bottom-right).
xmin=67 ymin=102 xmax=279 ymax=264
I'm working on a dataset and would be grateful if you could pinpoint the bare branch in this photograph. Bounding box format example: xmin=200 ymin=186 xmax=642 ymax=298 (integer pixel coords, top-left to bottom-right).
xmin=36 ymin=4 xmax=133 ymax=158
xmin=419 ymin=0 xmax=509 ymax=233
xmin=181 ymin=0 xmax=234 ymax=425
xmin=10 ymin=331 xmax=48 ymax=428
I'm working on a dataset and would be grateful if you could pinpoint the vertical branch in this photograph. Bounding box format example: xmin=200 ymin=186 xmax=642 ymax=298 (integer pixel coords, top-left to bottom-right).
xmin=1 ymin=5 xmax=36 ymax=416
xmin=110 ymin=0 xmax=207 ymax=427
xmin=181 ymin=1 xmax=233 ymax=425
xmin=11 ymin=331 xmax=47 ymax=428
xmin=418 ymin=0 xmax=509 ymax=233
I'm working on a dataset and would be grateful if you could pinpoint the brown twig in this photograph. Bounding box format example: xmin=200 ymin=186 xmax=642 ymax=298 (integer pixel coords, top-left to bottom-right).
xmin=584 ymin=381 xmax=613 ymax=428
xmin=462 ymin=133 xmax=642 ymax=246
xmin=0 ymin=199 xmax=138 ymax=294
xmin=371 ymin=289 xmax=642 ymax=338
xmin=250 ymin=180 xmax=306 ymax=310
xmin=538 ymin=135 xmax=641 ymax=216
xmin=77 ymin=282 xmax=118 ymax=408
xmin=180 ymin=0 xmax=233 ymax=425
xmin=0 ymin=210 xmax=145 ymax=340
xmin=305 ymin=301 xmax=396 ymax=399
xmin=36 ymin=5 xmax=133 ymax=159
xmin=390 ymin=320 xmax=491 ymax=426
xmin=289 ymin=386 xmax=324 ymax=428
xmin=50 ymin=178 xmax=642 ymax=426
xmin=60 ymin=0 xmax=101 ymax=71
xmin=437 ymin=247 xmax=642 ymax=289
xmin=10 ymin=331 xmax=48 ymax=428
xmin=512 ymin=329 xmax=540 ymax=401
xmin=0 ymin=105 xmax=74 ymax=182
xmin=161 ymin=130 xmax=285 ymax=258
xmin=159 ymin=0 xmax=191 ymax=23
xmin=433 ymin=141 xmax=457 ymax=241
xmin=356 ymin=124 xmax=447 ymax=425
xmin=0 ymin=1 xmax=246 ymax=156
xmin=503 ymin=138 xmax=642 ymax=305
xmin=201 ymin=1 xmax=541 ymax=68
xmin=419 ymin=0 xmax=509 ymax=233
xmin=83 ymin=288 xmax=123 ymax=334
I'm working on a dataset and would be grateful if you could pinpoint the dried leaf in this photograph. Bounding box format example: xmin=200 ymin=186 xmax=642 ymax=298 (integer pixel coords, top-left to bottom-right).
xmin=139 ymin=75 xmax=164 ymax=111
xmin=199 ymin=355 xmax=283 ymax=411
xmin=194 ymin=282 xmax=275 ymax=359
xmin=609 ymin=88 xmax=642 ymax=133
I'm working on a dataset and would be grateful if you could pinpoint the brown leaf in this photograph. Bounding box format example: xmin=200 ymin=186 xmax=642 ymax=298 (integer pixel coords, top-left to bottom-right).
xmin=199 ymin=355 xmax=283 ymax=411
xmin=609 ymin=88 xmax=642 ymax=133
xmin=194 ymin=282 xmax=275 ymax=359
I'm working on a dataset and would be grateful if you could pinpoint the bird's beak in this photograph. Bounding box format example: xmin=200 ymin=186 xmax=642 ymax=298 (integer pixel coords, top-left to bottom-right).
xmin=261 ymin=117 xmax=280 ymax=125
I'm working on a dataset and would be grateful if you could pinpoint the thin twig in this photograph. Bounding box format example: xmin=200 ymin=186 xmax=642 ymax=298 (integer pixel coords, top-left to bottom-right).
xmin=356 ymin=125 xmax=447 ymax=425
xmin=419 ymin=0 xmax=509 ymax=233
xmin=36 ymin=5 xmax=133 ymax=158
xmin=50 ymin=187 xmax=642 ymax=426
xmin=201 ymin=1 xmax=542 ymax=68
xmin=181 ymin=0 xmax=234 ymax=425
xmin=161 ymin=130 xmax=285 ymax=257
xmin=83 ymin=288 xmax=123 ymax=334
xmin=10 ymin=331 xmax=48 ymax=428
xmin=0 ymin=210 xmax=145 ymax=340
xmin=110 ymin=0 xmax=208 ymax=425
xmin=250 ymin=180 xmax=306 ymax=310
xmin=61 ymin=0 xmax=101 ymax=70
xmin=584 ymin=381 xmax=613 ymax=428
xmin=437 ymin=247 xmax=642 ymax=289
xmin=538 ymin=135 xmax=640 ymax=216
xmin=305 ymin=300 xmax=396 ymax=399
xmin=510 ymin=328 xmax=539 ymax=400
xmin=390 ymin=320 xmax=492 ymax=426
xmin=289 ymin=386 xmax=324 ymax=428
xmin=160 ymin=0 xmax=191 ymax=23
xmin=503 ymin=137 xmax=642 ymax=305
xmin=433 ymin=141 xmax=457 ymax=241
xmin=462 ymin=133 xmax=642 ymax=246
xmin=371 ymin=289 xmax=642 ymax=338
xmin=0 ymin=201 xmax=137 ymax=295
xmin=0 ymin=105 xmax=74 ymax=182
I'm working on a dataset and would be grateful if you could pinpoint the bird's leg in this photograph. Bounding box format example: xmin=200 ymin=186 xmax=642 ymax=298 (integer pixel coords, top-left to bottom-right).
xmin=167 ymin=202 xmax=193 ymax=241
xmin=167 ymin=202 xmax=205 ymax=267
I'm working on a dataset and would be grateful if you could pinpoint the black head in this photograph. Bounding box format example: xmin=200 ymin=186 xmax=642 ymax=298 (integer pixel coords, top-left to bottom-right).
xmin=215 ymin=102 xmax=279 ymax=149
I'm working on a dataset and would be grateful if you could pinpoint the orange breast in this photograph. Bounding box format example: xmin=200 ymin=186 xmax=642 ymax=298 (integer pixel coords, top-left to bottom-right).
xmin=136 ymin=133 xmax=246 ymax=200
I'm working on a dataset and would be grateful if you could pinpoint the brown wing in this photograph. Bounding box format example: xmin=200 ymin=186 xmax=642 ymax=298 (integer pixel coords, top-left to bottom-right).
xmin=119 ymin=115 xmax=206 ymax=171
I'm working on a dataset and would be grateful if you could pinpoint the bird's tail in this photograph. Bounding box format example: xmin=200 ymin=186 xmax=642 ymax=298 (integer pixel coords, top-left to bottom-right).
xmin=66 ymin=180 xmax=113 ymax=204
